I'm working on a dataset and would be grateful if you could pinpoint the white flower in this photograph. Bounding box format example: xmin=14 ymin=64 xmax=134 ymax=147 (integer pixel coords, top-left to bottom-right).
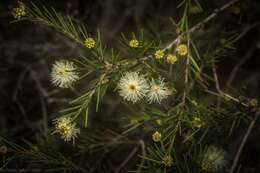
xmin=118 ymin=72 xmax=149 ymax=103
xmin=147 ymin=78 xmax=170 ymax=104
xmin=50 ymin=60 xmax=79 ymax=88
xmin=53 ymin=117 xmax=80 ymax=142
xmin=201 ymin=146 xmax=227 ymax=172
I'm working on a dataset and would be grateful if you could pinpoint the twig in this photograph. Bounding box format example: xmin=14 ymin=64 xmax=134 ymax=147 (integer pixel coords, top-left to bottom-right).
xmin=115 ymin=147 xmax=139 ymax=173
xmin=211 ymin=63 xmax=249 ymax=107
xmin=226 ymin=47 xmax=255 ymax=88
xmin=229 ymin=110 xmax=259 ymax=173
xmin=140 ymin=0 xmax=240 ymax=62
xmin=212 ymin=63 xmax=222 ymax=107
xmin=164 ymin=0 xmax=240 ymax=51
xmin=136 ymin=140 xmax=146 ymax=173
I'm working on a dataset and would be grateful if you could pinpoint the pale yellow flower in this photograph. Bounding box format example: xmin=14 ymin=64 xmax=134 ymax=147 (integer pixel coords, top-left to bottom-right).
xmin=176 ymin=44 xmax=188 ymax=56
xmin=152 ymin=131 xmax=161 ymax=142
xmin=50 ymin=60 xmax=79 ymax=88
xmin=129 ymin=39 xmax=139 ymax=48
xmin=166 ymin=54 xmax=178 ymax=64
xmin=154 ymin=50 xmax=165 ymax=59
xmin=118 ymin=72 xmax=149 ymax=103
xmin=147 ymin=78 xmax=170 ymax=104
xmin=53 ymin=117 xmax=80 ymax=142
xmin=84 ymin=37 xmax=95 ymax=49
xmin=201 ymin=146 xmax=227 ymax=172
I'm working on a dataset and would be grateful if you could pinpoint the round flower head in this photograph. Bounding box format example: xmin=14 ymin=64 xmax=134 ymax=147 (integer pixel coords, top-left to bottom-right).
xmin=166 ymin=54 xmax=178 ymax=64
xmin=154 ymin=50 xmax=165 ymax=59
xmin=147 ymin=78 xmax=170 ymax=104
xmin=50 ymin=60 xmax=79 ymax=88
xmin=162 ymin=154 xmax=174 ymax=167
xmin=201 ymin=146 xmax=227 ymax=172
xmin=53 ymin=117 xmax=80 ymax=142
xmin=176 ymin=44 xmax=188 ymax=56
xmin=12 ymin=2 xmax=26 ymax=19
xmin=118 ymin=72 xmax=149 ymax=103
xmin=84 ymin=37 xmax=95 ymax=49
xmin=129 ymin=39 xmax=139 ymax=48
xmin=152 ymin=131 xmax=161 ymax=142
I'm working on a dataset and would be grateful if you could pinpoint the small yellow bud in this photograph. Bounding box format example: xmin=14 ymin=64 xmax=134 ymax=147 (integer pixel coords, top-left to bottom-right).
xmin=249 ymin=98 xmax=258 ymax=107
xmin=152 ymin=131 xmax=161 ymax=142
xmin=156 ymin=119 xmax=162 ymax=126
xmin=84 ymin=38 xmax=95 ymax=49
xmin=176 ymin=44 xmax=188 ymax=56
xmin=12 ymin=2 xmax=26 ymax=19
xmin=166 ymin=54 xmax=178 ymax=64
xmin=154 ymin=50 xmax=165 ymax=59
xmin=0 ymin=145 xmax=8 ymax=154
xmin=162 ymin=154 xmax=173 ymax=167
xmin=129 ymin=39 xmax=139 ymax=48
xmin=192 ymin=117 xmax=204 ymax=128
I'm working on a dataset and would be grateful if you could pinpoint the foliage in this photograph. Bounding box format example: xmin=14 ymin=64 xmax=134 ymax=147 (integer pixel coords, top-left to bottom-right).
xmin=1 ymin=0 xmax=259 ymax=173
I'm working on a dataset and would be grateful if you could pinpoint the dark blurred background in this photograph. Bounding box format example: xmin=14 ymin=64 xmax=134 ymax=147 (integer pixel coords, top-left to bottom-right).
xmin=0 ymin=0 xmax=260 ymax=172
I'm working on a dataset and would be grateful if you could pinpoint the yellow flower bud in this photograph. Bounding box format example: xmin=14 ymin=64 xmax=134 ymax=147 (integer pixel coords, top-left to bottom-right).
xmin=152 ymin=131 xmax=161 ymax=142
xmin=84 ymin=38 xmax=95 ymax=49
xmin=176 ymin=44 xmax=188 ymax=56
xmin=12 ymin=2 xmax=26 ymax=19
xmin=249 ymin=98 xmax=258 ymax=107
xmin=154 ymin=50 xmax=165 ymax=59
xmin=162 ymin=154 xmax=173 ymax=167
xmin=129 ymin=39 xmax=139 ymax=48
xmin=166 ymin=54 xmax=178 ymax=64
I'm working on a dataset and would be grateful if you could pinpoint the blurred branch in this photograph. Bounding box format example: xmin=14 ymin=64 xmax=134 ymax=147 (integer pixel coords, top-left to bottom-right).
xmin=229 ymin=110 xmax=260 ymax=173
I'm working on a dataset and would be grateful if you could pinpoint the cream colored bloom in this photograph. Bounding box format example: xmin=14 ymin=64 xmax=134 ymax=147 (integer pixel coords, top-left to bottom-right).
xmin=176 ymin=44 xmax=188 ymax=56
xmin=154 ymin=50 xmax=165 ymax=59
xmin=50 ymin=60 xmax=79 ymax=88
xmin=147 ymin=78 xmax=170 ymax=104
xmin=118 ymin=72 xmax=149 ymax=103
xmin=53 ymin=117 xmax=80 ymax=142
xmin=84 ymin=37 xmax=95 ymax=49
xmin=129 ymin=39 xmax=139 ymax=48
xmin=166 ymin=54 xmax=178 ymax=64
xmin=152 ymin=131 xmax=161 ymax=142
xmin=201 ymin=146 xmax=227 ymax=172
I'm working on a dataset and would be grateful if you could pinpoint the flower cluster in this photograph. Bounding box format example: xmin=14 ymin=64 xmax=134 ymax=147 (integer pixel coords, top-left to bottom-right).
xmin=50 ymin=60 xmax=79 ymax=88
xmin=154 ymin=44 xmax=187 ymax=64
xmin=12 ymin=2 xmax=26 ymax=19
xmin=201 ymin=146 xmax=227 ymax=172
xmin=117 ymin=72 xmax=172 ymax=104
xmin=53 ymin=117 xmax=80 ymax=142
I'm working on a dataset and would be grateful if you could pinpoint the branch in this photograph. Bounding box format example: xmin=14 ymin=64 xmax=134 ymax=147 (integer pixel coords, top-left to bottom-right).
xmin=164 ymin=0 xmax=240 ymax=51
xmin=229 ymin=110 xmax=259 ymax=173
